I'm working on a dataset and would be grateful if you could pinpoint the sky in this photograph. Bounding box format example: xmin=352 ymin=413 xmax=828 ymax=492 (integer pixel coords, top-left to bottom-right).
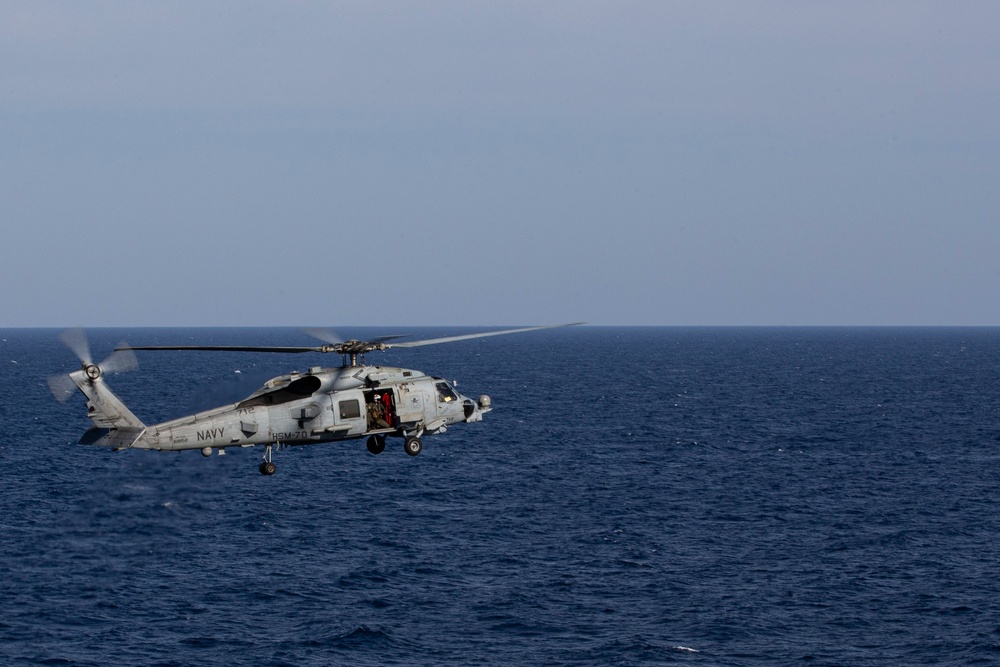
xmin=2 ymin=1 xmax=999 ymax=327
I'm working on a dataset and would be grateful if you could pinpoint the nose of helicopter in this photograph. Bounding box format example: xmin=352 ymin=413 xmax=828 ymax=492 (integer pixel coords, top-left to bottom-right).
xmin=460 ymin=394 xmax=492 ymax=423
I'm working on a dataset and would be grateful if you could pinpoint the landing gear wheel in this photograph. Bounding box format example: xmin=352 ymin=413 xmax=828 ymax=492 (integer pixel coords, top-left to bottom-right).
xmin=259 ymin=461 xmax=277 ymax=476
xmin=404 ymin=436 xmax=423 ymax=457
xmin=366 ymin=434 xmax=386 ymax=455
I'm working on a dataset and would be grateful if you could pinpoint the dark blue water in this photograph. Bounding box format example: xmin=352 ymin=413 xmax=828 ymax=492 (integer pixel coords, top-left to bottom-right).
xmin=3 ymin=327 xmax=1000 ymax=666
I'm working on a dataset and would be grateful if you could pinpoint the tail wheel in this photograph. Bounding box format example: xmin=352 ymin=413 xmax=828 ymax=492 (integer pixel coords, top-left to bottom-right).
xmin=367 ymin=434 xmax=386 ymax=455
xmin=259 ymin=461 xmax=277 ymax=476
xmin=404 ymin=436 xmax=423 ymax=457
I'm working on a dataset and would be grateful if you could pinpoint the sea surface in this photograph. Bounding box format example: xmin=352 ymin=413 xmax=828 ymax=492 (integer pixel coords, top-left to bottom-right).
xmin=2 ymin=327 xmax=1000 ymax=666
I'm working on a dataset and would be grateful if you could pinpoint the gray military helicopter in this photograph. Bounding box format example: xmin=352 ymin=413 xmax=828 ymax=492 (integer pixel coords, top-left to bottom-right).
xmin=49 ymin=325 xmax=578 ymax=475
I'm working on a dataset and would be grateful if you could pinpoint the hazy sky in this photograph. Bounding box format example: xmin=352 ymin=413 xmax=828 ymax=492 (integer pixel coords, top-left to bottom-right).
xmin=3 ymin=2 xmax=999 ymax=326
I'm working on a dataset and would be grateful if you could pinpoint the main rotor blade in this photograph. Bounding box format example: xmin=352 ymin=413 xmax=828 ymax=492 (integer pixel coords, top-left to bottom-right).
xmin=117 ymin=345 xmax=328 ymax=354
xmin=387 ymin=323 xmax=584 ymax=349
xmin=371 ymin=334 xmax=411 ymax=344
xmin=302 ymin=328 xmax=343 ymax=346
xmin=59 ymin=328 xmax=93 ymax=365
xmin=117 ymin=323 xmax=583 ymax=356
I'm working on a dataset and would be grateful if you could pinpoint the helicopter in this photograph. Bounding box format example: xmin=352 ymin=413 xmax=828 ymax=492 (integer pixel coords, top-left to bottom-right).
xmin=48 ymin=324 xmax=579 ymax=475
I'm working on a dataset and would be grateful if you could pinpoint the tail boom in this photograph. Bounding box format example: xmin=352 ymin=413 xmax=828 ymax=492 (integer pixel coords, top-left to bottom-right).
xmin=69 ymin=368 xmax=145 ymax=430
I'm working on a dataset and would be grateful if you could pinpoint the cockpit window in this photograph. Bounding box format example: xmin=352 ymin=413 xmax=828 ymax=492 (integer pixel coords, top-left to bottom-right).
xmin=435 ymin=381 xmax=458 ymax=403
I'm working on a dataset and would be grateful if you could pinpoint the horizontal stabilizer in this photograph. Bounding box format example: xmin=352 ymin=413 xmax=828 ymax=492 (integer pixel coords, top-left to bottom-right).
xmin=80 ymin=426 xmax=146 ymax=450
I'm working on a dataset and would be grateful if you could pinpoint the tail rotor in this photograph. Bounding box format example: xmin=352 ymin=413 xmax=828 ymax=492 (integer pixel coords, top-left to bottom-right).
xmin=48 ymin=329 xmax=138 ymax=402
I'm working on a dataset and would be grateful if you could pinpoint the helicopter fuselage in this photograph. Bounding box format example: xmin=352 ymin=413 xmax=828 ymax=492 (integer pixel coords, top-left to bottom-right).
xmin=127 ymin=364 xmax=490 ymax=455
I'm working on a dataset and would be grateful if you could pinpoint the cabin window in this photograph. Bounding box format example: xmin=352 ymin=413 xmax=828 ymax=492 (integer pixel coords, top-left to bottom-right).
xmin=339 ymin=399 xmax=361 ymax=419
xmin=435 ymin=381 xmax=458 ymax=403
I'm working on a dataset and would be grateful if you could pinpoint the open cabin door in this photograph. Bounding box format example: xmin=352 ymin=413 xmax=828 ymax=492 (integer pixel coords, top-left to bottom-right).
xmin=364 ymin=389 xmax=397 ymax=432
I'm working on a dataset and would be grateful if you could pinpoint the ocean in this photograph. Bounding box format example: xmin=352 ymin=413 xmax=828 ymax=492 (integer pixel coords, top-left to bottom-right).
xmin=2 ymin=327 xmax=999 ymax=666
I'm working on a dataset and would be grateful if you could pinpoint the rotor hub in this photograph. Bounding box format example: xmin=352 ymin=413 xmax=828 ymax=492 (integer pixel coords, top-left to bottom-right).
xmin=85 ymin=364 xmax=102 ymax=380
xmin=334 ymin=340 xmax=387 ymax=355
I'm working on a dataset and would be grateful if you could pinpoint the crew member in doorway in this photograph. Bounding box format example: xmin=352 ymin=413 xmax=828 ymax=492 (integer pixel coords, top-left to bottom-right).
xmin=368 ymin=395 xmax=390 ymax=429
